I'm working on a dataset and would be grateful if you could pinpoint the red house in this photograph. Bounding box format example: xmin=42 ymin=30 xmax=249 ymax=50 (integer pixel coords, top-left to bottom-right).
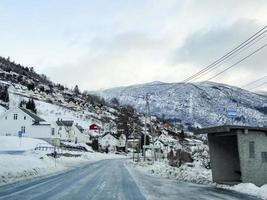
xmin=89 ymin=123 xmax=100 ymax=131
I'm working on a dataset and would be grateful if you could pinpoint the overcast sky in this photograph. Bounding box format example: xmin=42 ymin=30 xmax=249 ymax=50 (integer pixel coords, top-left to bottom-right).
xmin=0 ymin=0 xmax=266 ymax=91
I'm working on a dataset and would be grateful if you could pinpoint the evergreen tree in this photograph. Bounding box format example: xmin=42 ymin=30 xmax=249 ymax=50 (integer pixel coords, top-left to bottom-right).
xmin=26 ymin=99 xmax=37 ymax=113
xmin=0 ymin=86 xmax=9 ymax=102
xmin=111 ymin=98 xmax=119 ymax=106
xmin=19 ymin=100 xmax=27 ymax=107
xmin=73 ymin=85 xmax=80 ymax=95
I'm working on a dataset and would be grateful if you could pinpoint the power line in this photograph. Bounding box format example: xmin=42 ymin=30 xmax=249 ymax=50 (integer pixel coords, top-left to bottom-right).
xmin=206 ymin=43 xmax=267 ymax=81
xmin=190 ymin=33 xmax=267 ymax=82
xmin=242 ymin=75 xmax=267 ymax=88
xmin=248 ymin=81 xmax=267 ymax=90
xmin=182 ymin=26 xmax=267 ymax=83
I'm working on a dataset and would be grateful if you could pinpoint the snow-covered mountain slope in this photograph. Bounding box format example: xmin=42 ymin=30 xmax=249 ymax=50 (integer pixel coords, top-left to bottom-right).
xmin=96 ymin=81 xmax=267 ymax=128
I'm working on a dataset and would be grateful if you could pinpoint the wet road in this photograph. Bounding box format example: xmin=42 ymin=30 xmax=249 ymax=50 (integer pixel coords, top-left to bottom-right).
xmin=0 ymin=159 xmax=260 ymax=200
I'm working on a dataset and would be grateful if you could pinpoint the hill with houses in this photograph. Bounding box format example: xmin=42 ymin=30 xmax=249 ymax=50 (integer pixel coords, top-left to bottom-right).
xmin=0 ymin=56 xmax=195 ymax=156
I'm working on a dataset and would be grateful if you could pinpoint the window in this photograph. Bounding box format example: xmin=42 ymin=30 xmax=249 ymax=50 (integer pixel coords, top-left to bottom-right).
xmin=24 ymin=116 xmax=26 ymax=120
xmin=21 ymin=126 xmax=25 ymax=133
xmin=51 ymin=128 xmax=55 ymax=136
xmin=14 ymin=114 xmax=18 ymax=120
xmin=262 ymin=152 xmax=267 ymax=163
xmin=249 ymin=141 xmax=255 ymax=158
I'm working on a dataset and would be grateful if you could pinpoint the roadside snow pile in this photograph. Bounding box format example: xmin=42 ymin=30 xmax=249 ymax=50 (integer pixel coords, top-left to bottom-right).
xmin=0 ymin=136 xmax=51 ymax=151
xmin=217 ymin=183 xmax=267 ymax=200
xmin=0 ymin=152 xmax=65 ymax=185
xmin=132 ymin=160 xmax=212 ymax=184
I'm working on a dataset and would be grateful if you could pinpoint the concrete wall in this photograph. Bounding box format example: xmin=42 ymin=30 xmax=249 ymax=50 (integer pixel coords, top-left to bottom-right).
xmin=238 ymin=131 xmax=267 ymax=186
xmin=208 ymin=134 xmax=241 ymax=183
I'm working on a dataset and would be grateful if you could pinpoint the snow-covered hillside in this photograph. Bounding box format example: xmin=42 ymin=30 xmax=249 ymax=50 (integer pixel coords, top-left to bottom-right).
xmin=96 ymin=81 xmax=267 ymax=128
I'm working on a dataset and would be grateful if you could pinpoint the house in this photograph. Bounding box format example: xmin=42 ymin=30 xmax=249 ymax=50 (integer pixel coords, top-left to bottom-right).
xmin=89 ymin=123 xmax=101 ymax=131
xmin=72 ymin=123 xmax=89 ymax=143
xmin=0 ymin=107 xmax=60 ymax=145
xmin=154 ymin=139 xmax=164 ymax=149
xmin=127 ymin=138 xmax=140 ymax=149
xmin=52 ymin=119 xmax=89 ymax=143
xmin=99 ymin=132 xmax=119 ymax=152
xmin=52 ymin=119 xmax=74 ymax=142
xmin=158 ymin=133 xmax=168 ymax=143
xmin=195 ymin=125 xmax=267 ymax=186
xmin=88 ymin=123 xmax=101 ymax=139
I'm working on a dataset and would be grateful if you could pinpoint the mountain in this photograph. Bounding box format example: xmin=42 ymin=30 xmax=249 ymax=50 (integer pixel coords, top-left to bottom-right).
xmin=96 ymin=81 xmax=267 ymax=128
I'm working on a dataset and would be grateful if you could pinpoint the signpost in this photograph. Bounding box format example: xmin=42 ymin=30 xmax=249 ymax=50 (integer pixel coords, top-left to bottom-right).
xmin=18 ymin=130 xmax=23 ymax=147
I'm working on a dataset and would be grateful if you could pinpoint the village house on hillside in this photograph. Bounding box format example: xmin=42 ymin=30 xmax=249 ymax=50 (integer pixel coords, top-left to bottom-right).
xmin=99 ymin=132 xmax=126 ymax=152
xmin=52 ymin=119 xmax=89 ymax=144
xmin=0 ymin=107 xmax=60 ymax=145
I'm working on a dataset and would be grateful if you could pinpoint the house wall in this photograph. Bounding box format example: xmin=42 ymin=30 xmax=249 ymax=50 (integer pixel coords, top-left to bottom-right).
xmin=0 ymin=108 xmax=59 ymax=145
xmin=208 ymin=134 xmax=241 ymax=183
xmin=72 ymin=126 xmax=89 ymax=143
xmin=99 ymin=134 xmax=118 ymax=151
xmin=237 ymin=131 xmax=267 ymax=186
xmin=0 ymin=108 xmax=34 ymax=136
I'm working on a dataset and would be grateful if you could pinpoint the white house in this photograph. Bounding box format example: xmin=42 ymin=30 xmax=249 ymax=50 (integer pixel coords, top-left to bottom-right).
xmin=99 ymin=132 xmax=119 ymax=152
xmin=72 ymin=123 xmax=89 ymax=143
xmin=154 ymin=139 xmax=164 ymax=149
xmin=0 ymin=107 xmax=60 ymax=145
xmin=158 ymin=133 xmax=169 ymax=143
xmin=51 ymin=119 xmax=89 ymax=144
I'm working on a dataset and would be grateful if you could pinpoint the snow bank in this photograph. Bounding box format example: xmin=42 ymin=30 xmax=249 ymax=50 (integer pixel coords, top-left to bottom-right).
xmin=131 ymin=160 xmax=212 ymax=184
xmin=0 ymin=136 xmax=51 ymax=151
xmin=0 ymin=152 xmax=65 ymax=185
xmin=217 ymin=183 xmax=267 ymax=200
xmin=132 ymin=160 xmax=267 ymax=199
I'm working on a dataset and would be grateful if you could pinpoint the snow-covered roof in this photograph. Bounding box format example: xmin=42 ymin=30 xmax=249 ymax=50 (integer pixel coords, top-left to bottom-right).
xmin=19 ymin=107 xmax=46 ymax=124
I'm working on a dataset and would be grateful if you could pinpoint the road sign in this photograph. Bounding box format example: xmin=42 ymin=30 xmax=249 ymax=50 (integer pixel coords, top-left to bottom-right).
xmin=227 ymin=109 xmax=237 ymax=117
xmin=18 ymin=131 xmax=23 ymax=138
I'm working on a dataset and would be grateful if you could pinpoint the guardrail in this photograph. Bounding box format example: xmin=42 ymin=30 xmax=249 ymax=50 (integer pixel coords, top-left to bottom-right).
xmin=34 ymin=143 xmax=87 ymax=152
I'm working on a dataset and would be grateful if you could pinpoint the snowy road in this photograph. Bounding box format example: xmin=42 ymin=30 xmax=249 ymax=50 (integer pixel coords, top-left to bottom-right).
xmin=0 ymin=159 xmax=260 ymax=200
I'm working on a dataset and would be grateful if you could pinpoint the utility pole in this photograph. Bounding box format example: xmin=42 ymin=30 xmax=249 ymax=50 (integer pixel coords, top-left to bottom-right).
xmin=147 ymin=96 xmax=156 ymax=161
xmin=143 ymin=94 xmax=148 ymax=161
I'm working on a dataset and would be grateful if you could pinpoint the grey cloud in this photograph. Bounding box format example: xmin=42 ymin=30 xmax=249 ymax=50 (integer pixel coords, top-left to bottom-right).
xmin=172 ymin=19 xmax=267 ymax=76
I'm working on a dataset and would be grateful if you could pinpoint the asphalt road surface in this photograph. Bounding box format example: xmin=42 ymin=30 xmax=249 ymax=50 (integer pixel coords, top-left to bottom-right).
xmin=0 ymin=159 xmax=260 ymax=200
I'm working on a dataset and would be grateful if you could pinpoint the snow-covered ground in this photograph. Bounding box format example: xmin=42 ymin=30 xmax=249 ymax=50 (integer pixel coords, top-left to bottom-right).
xmin=130 ymin=160 xmax=267 ymax=199
xmin=217 ymin=183 xmax=267 ymax=200
xmin=0 ymin=136 xmax=52 ymax=151
xmin=0 ymin=136 xmax=125 ymax=186
xmin=130 ymin=160 xmax=212 ymax=184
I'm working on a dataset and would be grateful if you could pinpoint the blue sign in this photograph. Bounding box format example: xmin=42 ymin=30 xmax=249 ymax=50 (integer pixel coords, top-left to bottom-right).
xmin=18 ymin=131 xmax=23 ymax=138
xmin=227 ymin=109 xmax=237 ymax=117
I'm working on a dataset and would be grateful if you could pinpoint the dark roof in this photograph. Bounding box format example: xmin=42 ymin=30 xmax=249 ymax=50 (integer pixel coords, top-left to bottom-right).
xmin=56 ymin=120 xmax=74 ymax=127
xmin=194 ymin=125 xmax=267 ymax=135
xmin=19 ymin=107 xmax=45 ymax=123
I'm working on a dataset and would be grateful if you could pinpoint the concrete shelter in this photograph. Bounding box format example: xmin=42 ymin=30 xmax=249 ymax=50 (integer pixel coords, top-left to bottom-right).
xmin=195 ymin=125 xmax=267 ymax=186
